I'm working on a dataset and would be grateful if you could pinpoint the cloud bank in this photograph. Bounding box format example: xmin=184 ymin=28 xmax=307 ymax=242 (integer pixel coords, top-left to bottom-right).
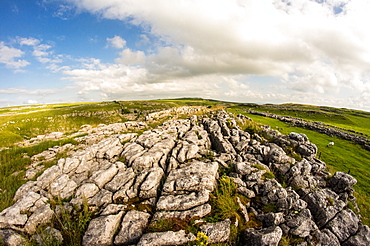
xmin=56 ymin=0 xmax=370 ymax=109
xmin=1 ymin=0 xmax=370 ymax=110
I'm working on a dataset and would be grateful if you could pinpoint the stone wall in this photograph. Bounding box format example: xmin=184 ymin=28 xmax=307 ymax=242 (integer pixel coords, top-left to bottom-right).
xmin=248 ymin=110 xmax=370 ymax=151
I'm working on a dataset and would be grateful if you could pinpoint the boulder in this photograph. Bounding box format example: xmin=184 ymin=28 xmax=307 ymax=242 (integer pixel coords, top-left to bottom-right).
xmin=114 ymin=210 xmax=151 ymax=245
xmin=152 ymin=204 xmax=212 ymax=221
xmin=137 ymin=230 xmax=196 ymax=246
xmin=326 ymin=209 xmax=359 ymax=242
xmin=0 ymin=229 xmax=27 ymax=246
xmin=242 ymin=226 xmax=283 ymax=246
xmin=82 ymin=211 xmax=124 ymax=246
xmin=313 ymin=228 xmax=340 ymax=246
xmin=24 ymin=204 xmax=54 ymax=234
xmin=328 ymin=172 xmax=357 ymax=194
xmin=284 ymin=209 xmax=317 ymax=237
xmin=200 ymin=219 xmax=231 ymax=244
xmin=343 ymin=224 xmax=370 ymax=246
xmin=156 ymin=190 xmax=211 ymax=211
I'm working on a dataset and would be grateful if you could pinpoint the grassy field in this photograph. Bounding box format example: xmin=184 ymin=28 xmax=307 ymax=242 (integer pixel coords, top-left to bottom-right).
xmin=228 ymin=105 xmax=370 ymax=225
xmin=242 ymin=103 xmax=370 ymax=136
xmin=0 ymin=99 xmax=369 ymax=227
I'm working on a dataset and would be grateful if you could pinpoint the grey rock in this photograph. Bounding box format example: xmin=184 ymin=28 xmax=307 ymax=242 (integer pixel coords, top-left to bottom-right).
xmin=304 ymin=188 xmax=346 ymax=228
xmin=100 ymin=204 xmax=127 ymax=216
xmin=137 ymin=230 xmax=196 ymax=246
xmin=36 ymin=164 xmax=62 ymax=190
xmin=200 ymin=219 xmax=231 ymax=244
xmin=296 ymin=142 xmax=317 ymax=158
xmin=88 ymin=189 xmax=112 ymax=208
xmin=328 ymin=172 xmax=357 ymax=194
xmin=131 ymin=138 xmax=176 ymax=171
xmin=0 ymin=192 xmax=41 ymax=226
xmin=313 ymin=228 xmax=341 ymax=246
xmin=326 ymin=209 xmax=359 ymax=242
xmin=33 ymin=227 xmax=63 ymax=245
xmin=257 ymin=212 xmax=285 ymax=227
xmin=157 ymin=190 xmax=211 ymax=211
xmin=71 ymin=183 xmax=100 ymax=205
xmin=0 ymin=229 xmax=27 ymax=246
xmin=82 ymin=211 xmax=124 ymax=246
xmin=104 ymin=167 xmax=135 ymax=192
xmin=243 ymin=226 xmax=283 ymax=246
xmin=13 ymin=181 xmax=39 ymax=201
xmin=50 ymin=174 xmax=77 ymax=199
xmin=139 ymin=167 xmax=164 ymax=199
xmin=121 ymin=143 xmax=146 ymax=166
xmin=90 ymin=163 xmax=118 ymax=189
xmin=152 ymin=204 xmax=212 ymax=221
xmin=289 ymin=132 xmax=307 ymax=142
xmin=343 ymin=224 xmax=370 ymax=246
xmin=235 ymin=162 xmax=252 ymax=175
xmin=265 ymin=143 xmax=294 ymax=164
xmin=24 ymin=204 xmax=54 ymax=234
xmin=162 ymin=161 xmax=218 ymax=194
xmin=176 ymin=141 xmax=200 ymax=163
xmin=114 ymin=210 xmax=151 ymax=245
xmin=62 ymin=157 xmax=80 ymax=174
xmin=285 ymin=209 xmax=318 ymax=237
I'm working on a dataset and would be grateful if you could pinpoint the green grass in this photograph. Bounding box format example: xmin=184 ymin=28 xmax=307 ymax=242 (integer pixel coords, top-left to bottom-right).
xmin=228 ymin=107 xmax=370 ymax=225
xmin=240 ymin=103 xmax=370 ymax=137
xmin=1 ymin=98 xmax=370 ymax=230
xmin=0 ymin=138 xmax=78 ymax=212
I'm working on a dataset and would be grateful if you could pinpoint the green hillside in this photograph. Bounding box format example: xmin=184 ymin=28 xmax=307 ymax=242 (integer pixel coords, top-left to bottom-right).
xmin=0 ymin=99 xmax=369 ymax=226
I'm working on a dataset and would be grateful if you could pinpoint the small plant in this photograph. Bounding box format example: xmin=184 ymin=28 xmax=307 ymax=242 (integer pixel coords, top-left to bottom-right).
xmin=245 ymin=213 xmax=263 ymax=229
xmin=192 ymin=232 xmax=208 ymax=246
xmin=263 ymin=171 xmax=275 ymax=179
xmin=50 ymin=197 xmax=92 ymax=246
xmin=326 ymin=197 xmax=334 ymax=207
xmin=203 ymin=150 xmax=215 ymax=161
xmin=147 ymin=217 xmax=194 ymax=233
xmin=279 ymin=235 xmax=305 ymax=246
xmin=262 ymin=203 xmax=278 ymax=213
xmin=206 ymin=176 xmax=242 ymax=224
xmin=252 ymin=164 xmax=266 ymax=170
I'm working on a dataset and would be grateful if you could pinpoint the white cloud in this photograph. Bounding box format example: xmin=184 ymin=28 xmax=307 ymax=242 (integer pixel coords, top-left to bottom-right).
xmin=57 ymin=0 xmax=370 ymax=109
xmin=0 ymin=42 xmax=29 ymax=69
xmin=24 ymin=99 xmax=38 ymax=104
xmin=106 ymin=36 xmax=126 ymax=49
xmin=18 ymin=37 xmax=41 ymax=46
xmin=33 ymin=44 xmax=52 ymax=57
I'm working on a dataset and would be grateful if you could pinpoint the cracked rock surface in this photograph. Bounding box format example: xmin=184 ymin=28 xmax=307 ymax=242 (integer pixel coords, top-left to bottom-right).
xmin=0 ymin=109 xmax=369 ymax=245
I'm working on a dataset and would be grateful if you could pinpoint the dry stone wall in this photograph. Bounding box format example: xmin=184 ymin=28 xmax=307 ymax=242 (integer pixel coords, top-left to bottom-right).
xmin=0 ymin=109 xmax=369 ymax=245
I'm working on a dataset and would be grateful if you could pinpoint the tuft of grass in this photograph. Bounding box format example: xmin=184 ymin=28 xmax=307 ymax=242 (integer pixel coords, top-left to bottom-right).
xmin=0 ymin=138 xmax=78 ymax=212
xmin=263 ymin=171 xmax=275 ymax=180
xmin=262 ymin=203 xmax=278 ymax=213
xmin=207 ymin=176 xmax=241 ymax=223
xmin=48 ymin=197 xmax=92 ymax=246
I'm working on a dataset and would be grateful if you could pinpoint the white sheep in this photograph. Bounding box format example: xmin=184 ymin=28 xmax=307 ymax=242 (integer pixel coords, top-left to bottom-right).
xmin=327 ymin=142 xmax=334 ymax=147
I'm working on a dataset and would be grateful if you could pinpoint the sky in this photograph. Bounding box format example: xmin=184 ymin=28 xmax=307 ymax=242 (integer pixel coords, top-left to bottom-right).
xmin=1 ymin=0 xmax=370 ymax=111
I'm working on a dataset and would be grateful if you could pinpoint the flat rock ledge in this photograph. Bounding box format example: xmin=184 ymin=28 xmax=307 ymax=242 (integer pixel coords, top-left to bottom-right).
xmin=0 ymin=109 xmax=369 ymax=245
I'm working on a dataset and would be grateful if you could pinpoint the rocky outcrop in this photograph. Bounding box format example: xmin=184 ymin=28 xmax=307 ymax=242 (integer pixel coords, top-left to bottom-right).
xmin=0 ymin=109 xmax=369 ymax=245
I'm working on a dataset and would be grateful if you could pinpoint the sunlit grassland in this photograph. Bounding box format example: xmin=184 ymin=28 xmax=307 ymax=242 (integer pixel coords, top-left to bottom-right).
xmin=0 ymin=138 xmax=79 ymax=212
xmin=244 ymin=103 xmax=370 ymax=136
xmin=228 ymin=106 xmax=370 ymax=226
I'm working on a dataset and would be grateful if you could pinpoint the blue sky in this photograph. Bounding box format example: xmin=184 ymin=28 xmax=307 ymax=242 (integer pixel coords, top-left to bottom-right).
xmin=1 ymin=0 xmax=370 ymax=111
